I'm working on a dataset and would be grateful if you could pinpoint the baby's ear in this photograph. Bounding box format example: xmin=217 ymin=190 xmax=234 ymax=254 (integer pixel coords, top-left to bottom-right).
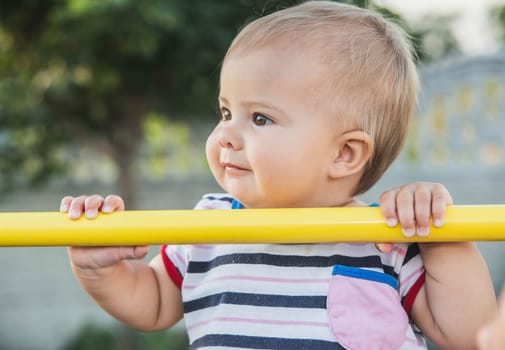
xmin=328 ymin=130 xmax=372 ymax=179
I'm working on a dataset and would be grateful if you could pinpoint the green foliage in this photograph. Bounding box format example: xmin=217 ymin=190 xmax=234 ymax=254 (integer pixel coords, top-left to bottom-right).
xmin=0 ymin=60 xmax=65 ymax=192
xmin=490 ymin=4 xmax=505 ymax=44
xmin=0 ymin=0 xmax=297 ymax=199
xmin=63 ymin=322 xmax=189 ymax=350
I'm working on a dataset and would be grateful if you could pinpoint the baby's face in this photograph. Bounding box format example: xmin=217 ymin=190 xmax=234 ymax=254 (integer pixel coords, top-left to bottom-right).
xmin=206 ymin=46 xmax=345 ymax=208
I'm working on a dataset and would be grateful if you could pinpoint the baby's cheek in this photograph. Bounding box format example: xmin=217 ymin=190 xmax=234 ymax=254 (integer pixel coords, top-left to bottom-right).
xmin=205 ymin=134 xmax=220 ymax=167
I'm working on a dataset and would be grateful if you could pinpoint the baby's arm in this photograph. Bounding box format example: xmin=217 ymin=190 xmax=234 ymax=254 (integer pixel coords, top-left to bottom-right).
xmin=413 ymin=242 xmax=496 ymax=349
xmin=62 ymin=195 xmax=183 ymax=331
xmin=380 ymin=183 xmax=497 ymax=350
xmin=478 ymin=284 xmax=505 ymax=350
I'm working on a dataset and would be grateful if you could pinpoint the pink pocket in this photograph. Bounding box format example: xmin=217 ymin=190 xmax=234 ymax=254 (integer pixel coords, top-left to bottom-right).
xmin=327 ymin=265 xmax=408 ymax=350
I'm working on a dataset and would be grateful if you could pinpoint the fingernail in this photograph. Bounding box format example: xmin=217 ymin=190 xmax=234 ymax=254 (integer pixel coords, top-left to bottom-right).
xmin=386 ymin=218 xmax=398 ymax=227
xmin=69 ymin=210 xmax=81 ymax=219
xmin=417 ymin=226 xmax=429 ymax=237
xmin=433 ymin=219 xmax=444 ymax=228
xmin=60 ymin=204 xmax=69 ymax=212
xmin=402 ymin=227 xmax=415 ymax=237
xmin=85 ymin=209 xmax=98 ymax=219
xmin=102 ymin=205 xmax=112 ymax=213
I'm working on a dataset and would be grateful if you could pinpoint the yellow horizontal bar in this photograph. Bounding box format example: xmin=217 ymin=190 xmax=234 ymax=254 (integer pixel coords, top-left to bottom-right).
xmin=1 ymin=205 xmax=505 ymax=246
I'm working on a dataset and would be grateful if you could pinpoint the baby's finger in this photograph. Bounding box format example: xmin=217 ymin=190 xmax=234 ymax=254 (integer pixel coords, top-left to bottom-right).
xmin=396 ymin=187 xmax=416 ymax=237
xmin=60 ymin=196 xmax=74 ymax=213
xmin=378 ymin=188 xmax=399 ymax=227
xmin=414 ymin=186 xmax=432 ymax=237
xmin=117 ymin=246 xmax=149 ymax=260
xmin=84 ymin=194 xmax=105 ymax=219
xmin=68 ymin=195 xmax=88 ymax=220
xmin=431 ymin=185 xmax=453 ymax=228
xmin=102 ymin=194 xmax=125 ymax=213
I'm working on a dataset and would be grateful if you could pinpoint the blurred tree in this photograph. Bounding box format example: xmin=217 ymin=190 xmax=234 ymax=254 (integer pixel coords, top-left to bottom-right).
xmin=0 ymin=18 xmax=64 ymax=193
xmin=0 ymin=0 xmax=254 ymax=205
xmin=0 ymin=0 xmax=459 ymax=207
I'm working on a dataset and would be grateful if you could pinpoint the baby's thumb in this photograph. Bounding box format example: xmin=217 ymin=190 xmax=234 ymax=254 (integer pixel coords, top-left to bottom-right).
xmin=119 ymin=246 xmax=149 ymax=260
xmin=375 ymin=242 xmax=393 ymax=253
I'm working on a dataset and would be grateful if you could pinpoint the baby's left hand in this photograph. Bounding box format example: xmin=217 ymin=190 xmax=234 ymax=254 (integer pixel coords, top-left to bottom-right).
xmin=376 ymin=182 xmax=453 ymax=253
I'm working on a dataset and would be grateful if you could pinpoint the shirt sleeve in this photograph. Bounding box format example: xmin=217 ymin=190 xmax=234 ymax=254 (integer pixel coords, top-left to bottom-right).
xmin=398 ymin=243 xmax=425 ymax=318
xmin=159 ymin=193 xmax=234 ymax=288
xmin=159 ymin=244 xmax=188 ymax=288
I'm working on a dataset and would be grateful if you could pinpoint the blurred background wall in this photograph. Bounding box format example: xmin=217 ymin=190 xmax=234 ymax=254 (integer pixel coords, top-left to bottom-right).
xmin=1 ymin=1 xmax=505 ymax=349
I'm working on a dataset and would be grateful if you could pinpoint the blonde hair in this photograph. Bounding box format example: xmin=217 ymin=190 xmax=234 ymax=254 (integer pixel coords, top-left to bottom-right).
xmin=224 ymin=1 xmax=419 ymax=195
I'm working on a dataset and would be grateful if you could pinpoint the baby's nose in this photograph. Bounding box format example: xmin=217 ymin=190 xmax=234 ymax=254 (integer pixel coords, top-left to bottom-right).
xmin=218 ymin=123 xmax=243 ymax=150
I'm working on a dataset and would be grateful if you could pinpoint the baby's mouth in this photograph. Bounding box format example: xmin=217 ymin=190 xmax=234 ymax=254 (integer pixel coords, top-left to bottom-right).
xmin=221 ymin=162 xmax=249 ymax=172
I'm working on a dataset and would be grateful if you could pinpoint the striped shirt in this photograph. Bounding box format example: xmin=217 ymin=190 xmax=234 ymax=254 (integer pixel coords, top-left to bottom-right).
xmin=161 ymin=194 xmax=427 ymax=349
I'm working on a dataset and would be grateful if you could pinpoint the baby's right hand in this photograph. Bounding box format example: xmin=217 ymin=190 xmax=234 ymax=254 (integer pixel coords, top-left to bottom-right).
xmin=60 ymin=194 xmax=125 ymax=220
xmin=60 ymin=194 xmax=148 ymax=271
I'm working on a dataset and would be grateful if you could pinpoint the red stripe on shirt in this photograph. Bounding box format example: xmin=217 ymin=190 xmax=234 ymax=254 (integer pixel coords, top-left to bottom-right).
xmin=402 ymin=270 xmax=425 ymax=318
xmin=159 ymin=245 xmax=183 ymax=289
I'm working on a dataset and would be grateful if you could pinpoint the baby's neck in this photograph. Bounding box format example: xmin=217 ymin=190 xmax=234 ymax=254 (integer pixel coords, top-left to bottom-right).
xmin=340 ymin=198 xmax=367 ymax=207
xmin=240 ymin=197 xmax=366 ymax=209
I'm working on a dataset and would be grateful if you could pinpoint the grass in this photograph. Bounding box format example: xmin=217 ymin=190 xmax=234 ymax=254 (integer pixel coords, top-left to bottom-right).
xmin=63 ymin=322 xmax=189 ymax=350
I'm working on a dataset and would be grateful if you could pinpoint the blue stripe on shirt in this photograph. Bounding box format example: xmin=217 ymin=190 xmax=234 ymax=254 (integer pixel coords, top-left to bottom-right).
xmin=187 ymin=252 xmax=397 ymax=278
xmin=203 ymin=195 xmax=234 ymax=203
xmin=184 ymin=291 xmax=327 ymax=313
xmin=403 ymin=243 xmax=420 ymax=265
xmin=332 ymin=264 xmax=398 ymax=289
xmin=190 ymin=334 xmax=346 ymax=350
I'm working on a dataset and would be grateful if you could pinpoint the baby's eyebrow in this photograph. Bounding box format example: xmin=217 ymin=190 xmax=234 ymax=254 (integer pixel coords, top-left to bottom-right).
xmin=218 ymin=95 xmax=287 ymax=116
xmin=218 ymin=96 xmax=229 ymax=105
xmin=240 ymin=100 xmax=285 ymax=115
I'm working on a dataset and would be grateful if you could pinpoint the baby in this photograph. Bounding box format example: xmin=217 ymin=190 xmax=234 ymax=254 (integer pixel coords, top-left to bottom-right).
xmin=62 ymin=2 xmax=496 ymax=349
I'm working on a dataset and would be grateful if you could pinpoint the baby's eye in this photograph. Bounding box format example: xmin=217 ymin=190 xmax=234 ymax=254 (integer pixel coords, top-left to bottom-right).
xmin=252 ymin=113 xmax=272 ymax=126
xmin=220 ymin=107 xmax=232 ymax=121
